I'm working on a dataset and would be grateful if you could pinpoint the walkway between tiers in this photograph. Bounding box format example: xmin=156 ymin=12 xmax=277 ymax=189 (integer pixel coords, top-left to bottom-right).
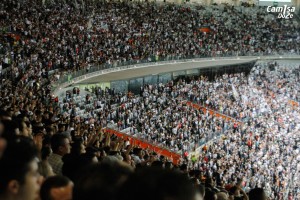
xmin=103 ymin=128 xmax=182 ymax=165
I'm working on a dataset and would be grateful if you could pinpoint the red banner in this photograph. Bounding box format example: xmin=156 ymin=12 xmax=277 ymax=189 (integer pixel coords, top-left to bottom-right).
xmin=7 ymin=33 xmax=21 ymax=41
xmin=104 ymin=128 xmax=182 ymax=165
xmin=199 ymin=27 xmax=210 ymax=33
xmin=185 ymin=101 xmax=240 ymax=124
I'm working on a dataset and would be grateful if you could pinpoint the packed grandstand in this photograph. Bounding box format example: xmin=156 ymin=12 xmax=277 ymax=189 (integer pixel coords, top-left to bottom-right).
xmin=0 ymin=0 xmax=299 ymax=200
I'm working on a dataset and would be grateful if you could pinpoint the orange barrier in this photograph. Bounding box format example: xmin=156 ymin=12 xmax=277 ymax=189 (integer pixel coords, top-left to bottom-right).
xmin=288 ymin=100 xmax=299 ymax=107
xmin=185 ymin=101 xmax=241 ymax=124
xmin=104 ymin=128 xmax=182 ymax=165
xmin=6 ymin=33 xmax=21 ymax=41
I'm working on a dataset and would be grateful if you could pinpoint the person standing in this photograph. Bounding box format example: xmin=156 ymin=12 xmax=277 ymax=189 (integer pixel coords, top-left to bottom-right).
xmin=48 ymin=133 xmax=71 ymax=175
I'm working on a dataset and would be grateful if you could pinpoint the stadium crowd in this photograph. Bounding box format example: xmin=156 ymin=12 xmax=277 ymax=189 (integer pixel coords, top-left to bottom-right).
xmin=81 ymin=61 xmax=299 ymax=199
xmin=0 ymin=0 xmax=300 ymax=200
xmin=1 ymin=0 xmax=299 ymax=77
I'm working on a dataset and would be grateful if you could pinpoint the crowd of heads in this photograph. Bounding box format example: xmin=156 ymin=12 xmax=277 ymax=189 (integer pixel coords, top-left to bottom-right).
xmin=78 ymin=61 xmax=299 ymax=199
xmin=0 ymin=0 xmax=300 ymax=199
xmin=1 ymin=0 xmax=299 ymax=82
xmin=1 ymin=60 xmax=299 ymax=200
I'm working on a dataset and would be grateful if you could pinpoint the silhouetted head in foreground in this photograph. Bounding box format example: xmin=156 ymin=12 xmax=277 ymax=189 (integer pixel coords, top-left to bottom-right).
xmin=72 ymin=160 xmax=133 ymax=200
xmin=118 ymin=167 xmax=203 ymax=200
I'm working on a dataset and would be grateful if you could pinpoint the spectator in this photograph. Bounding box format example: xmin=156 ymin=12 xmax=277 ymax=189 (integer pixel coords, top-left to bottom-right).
xmin=229 ymin=186 xmax=248 ymax=200
xmin=119 ymin=167 xmax=202 ymax=200
xmin=73 ymin=160 xmax=133 ymax=200
xmin=217 ymin=192 xmax=229 ymax=200
xmin=0 ymin=120 xmax=6 ymax=158
xmin=248 ymin=188 xmax=267 ymax=200
xmin=204 ymin=188 xmax=217 ymax=200
xmin=38 ymin=146 xmax=55 ymax=178
xmin=40 ymin=175 xmax=73 ymax=200
xmin=62 ymin=137 xmax=85 ymax=175
xmin=48 ymin=133 xmax=71 ymax=175
xmin=0 ymin=135 xmax=42 ymax=200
